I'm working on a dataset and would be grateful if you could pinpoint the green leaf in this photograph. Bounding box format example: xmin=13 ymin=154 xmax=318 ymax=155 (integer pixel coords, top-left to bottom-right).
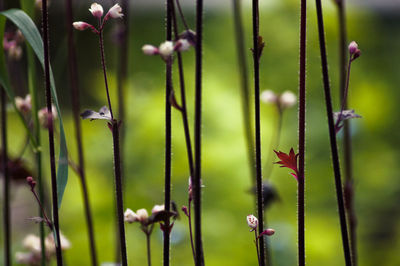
xmin=0 ymin=9 xmax=69 ymax=208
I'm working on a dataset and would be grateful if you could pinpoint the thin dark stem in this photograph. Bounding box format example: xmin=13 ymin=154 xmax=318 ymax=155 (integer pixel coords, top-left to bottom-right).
xmin=232 ymin=0 xmax=256 ymax=183
xmin=188 ymin=201 xmax=196 ymax=262
xmin=175 ymin=0 xmax=190 ymax=31
xmin=42 ymin=0 xmax=63 ymax=264
xmin=335 ymin=59 xmax=352 ymax=128
xmin=298 ymin=0 xmax=307 ymax=264
xmin=164 ymin=1 xmax=173 ymax=265
xmin=64 ymin=0 xmax=98 ymax=265
xmin=194 ymin=0 xmax=205 ymax=264
xmin=111 ymin=122 xmax=128 ymax=266
xmin=254 ymin=229 xmax=261 ymax=266
xmin=251 ymin=0 xmax=266 ymax=265
xmin=99 ymin=31 xmax=114 ymax=120
xmin=146 ymin=233 xmax=152 ymax=266
xmin=2 ymin=86 xmax=10 ymax=266
xmin=315 ymin=1 xmax=353 ymax=265
xmin=171 ymin=0 xmax=194 ymax=175
xmin=30 ymin=185 xmax=52 ymax=229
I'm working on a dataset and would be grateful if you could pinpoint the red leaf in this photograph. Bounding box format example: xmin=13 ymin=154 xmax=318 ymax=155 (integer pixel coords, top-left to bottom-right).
xmin=274 ymin=148 xmax=299 ymax=180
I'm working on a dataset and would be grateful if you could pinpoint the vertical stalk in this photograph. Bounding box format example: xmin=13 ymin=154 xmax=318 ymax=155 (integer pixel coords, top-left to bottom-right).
xmin=194 ymin=0 xmax=205 ymax=264
xmin=146 ymin=233 xmax=152 ymax=266
xmin=64 ymin=0 xmax=98 ymax=265
xmin=2 ymin=85 xmax=10 ymax=266
xmin=315 ymin=1 xmax=352 ymax=265
xmin=232 ymin=0 xmax=256 ymax=183
xmin=251 ymin=1 xmax=266 ymax=265
xmin=41 ymin=0 xmax=63 ymax=265
xmin=298 ymin=0 xmax=307 ymax=265
xmin=337 ymin=1 xmax=356 ymax=263
xmin=164 ymin=1 xmax=173 ymax=265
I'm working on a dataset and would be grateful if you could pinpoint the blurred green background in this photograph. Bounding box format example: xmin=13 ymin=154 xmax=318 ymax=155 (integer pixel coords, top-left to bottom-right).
xmin=1 ymin=0 xmax=400 ymax=265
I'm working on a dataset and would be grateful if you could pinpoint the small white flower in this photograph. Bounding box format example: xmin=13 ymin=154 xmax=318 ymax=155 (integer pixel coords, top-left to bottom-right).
xmin=38 ymin=105 xmax=57 ymax=129
xmin=73 ymin=21 xmax=91 ymax=31
xmin=124 ymin=208 xmax=139 ymax=223
xmin=260 ymin=90 xmax=278 ymax=104
xmin=142 ymin=45 xmax=159 ymax=55
xmin=175 ymin=39 xmax=191 ymax=52
xmin=89 ymin=3 xmax=104 ymax=18
xmin=151 ymin=204 xmax=165 ymax=214
xmin=45 ymin=232 xmax=71 ymax=255
xmin=15 ymin=252 xmax=35 ymax=264
xmin=106 ymin=4 xmax=124 ymax=19
xmin=158 ymin=41 xmax=174 ymax=59
xmin=279 ymin=91 xmax=297 ymax=108
xmin=136 ymin=208 xmax=149 ymax=222
xmin=23 ymin=234 xmax=41 ymax=254
xmin=15 ymin=94 xmax=31 ymax=114
xmin=247 ymin=214 xmax=258 ymax=231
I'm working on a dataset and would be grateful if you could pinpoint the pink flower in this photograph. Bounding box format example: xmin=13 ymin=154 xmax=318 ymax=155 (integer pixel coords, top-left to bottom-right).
xmin=73 ymin=21 xmax=91 ymax=31
xmin=142 ymin=45 xmax=159 ymax=55
xmin=258 ymin=229 xmax=275 ymax=239
xmin=247 ymin=214 xmax=258 ymax=231
xmin=106 ymin=4 xmax=123 ymax=19
xmin=89 ymin=3 xmax=103 ymax=18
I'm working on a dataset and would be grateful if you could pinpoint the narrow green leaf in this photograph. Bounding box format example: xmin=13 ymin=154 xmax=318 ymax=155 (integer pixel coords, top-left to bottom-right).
xmin=0 ymin=9 xmax=69 ymax=208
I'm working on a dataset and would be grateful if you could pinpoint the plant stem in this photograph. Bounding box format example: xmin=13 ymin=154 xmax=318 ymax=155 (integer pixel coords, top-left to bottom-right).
xmin=111 ymin=122 xmax=128 ymax=266
xmin=2 ymin=83 xmax=10 ymax=266
xmin=232 ymin=0 xmax=256 ymax=183
xmin=188 ymin=201 xmax=196 ymax=262
xmin=314 ymin=1 xmax=352 ymax=265
xmin=298 ymin=0 xmax=307 ymax=264
xmin=146 ymin=233 xmax=152 ymax=266
xmin=64 ymin=0 xmax=98 ymax=265
xmin=163 ymin=1 xmax=173 ymax=266
xmin=251 ymin=0 xmax=266 ymax=265
xmin=99 ymin=31 xmax=114 ymax=120
xmin=42 ymin=0 xmax=63 ymax=265
xmin=171 ymin=0 xmax=194 ymax=176
xmin=254 ymin=229 xmax=261 ymax=266
xmin=175 ymin=0 xmax=190 ymax=31
xmin=194 ymin=0 xmax=205 ymax=264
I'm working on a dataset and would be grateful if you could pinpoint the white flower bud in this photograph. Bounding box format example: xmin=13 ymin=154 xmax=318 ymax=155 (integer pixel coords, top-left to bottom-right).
xmin=73 ymin=21 xmax=91 ymax=31
xmin=124 ymin=208 xmax=139 ymax=223
xmin=158 ymin=41 xmax=174 ymax=59
xmin=38 ymin=105 xmax=57 ymax=129
xmin=106 ymin=4 xmax=123 ymax=19
xmin=247 ymin=215 xmax=258 ymax=231
xmin=136 ymin=208 xmax=149 ymax=222
xmin=15 ymin=94 xmax=31 ymax=114
xmin=175 ymin=39 xmax=191 ymax=52
xmin=89 ymin=3 xmax=104 ymax=18
xmin=142 ymin=45 xmax=159 ymax=55
xmin=279 ymin=90 xmax=297 ymax=108
xmin=151 ymin=204 xmax=165 ymax=214
xmin=260 ymin=90 xmax=278 ymax=104
xmin=45 ymin=232 xmax=71 ymax=256
xmin=23 ymin=234 xmax=41 ymax=254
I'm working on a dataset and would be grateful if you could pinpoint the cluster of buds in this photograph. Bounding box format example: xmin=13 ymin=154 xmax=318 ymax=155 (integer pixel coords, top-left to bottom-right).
xmin=261 ymin=90 xmax=297 ymax=111
xmin=15 ymin=94 xmax=32 ymax=115
xmin=15 ymin=233 xmax=70 ymax=265
xmin=348 ymin=41 xmax=361 ymax=61
xmin=3 ymin=30 xmax=24 ymax=60
xmin=247 ymin=215 xmax=275 ymax=238
xmin=125 ymin=204 xmax=176 ymax=234
xmin=73 ymin=3 xmax=123 ymax=34
xmin=142 ymin=38 xmax=192 ymax=62
xmin=38 ymin=105 xmax=57 ymax=129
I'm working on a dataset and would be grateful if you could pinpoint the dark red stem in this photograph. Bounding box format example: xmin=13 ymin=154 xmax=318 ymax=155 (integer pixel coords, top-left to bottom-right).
xmin=2 ymin=84 xmax=10 ymax=266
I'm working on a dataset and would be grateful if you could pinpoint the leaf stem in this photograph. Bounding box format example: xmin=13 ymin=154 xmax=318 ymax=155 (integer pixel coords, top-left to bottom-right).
xmin=146 ymin=232 xmax=152 ymax=266
xmin=254 ymin=229 xmax=261 ymax=266
xmin=42 ymin=0 xmax=63 ymax=264
xmin=251 ymin=0 xmax=266 ymax=265
xmin=314 ymin=1 xmax=352 ymax=265
xmin=99 ymin=31 xmax=114 ymax=120
xmin=64 ymin=0 xmax=98 ymax=265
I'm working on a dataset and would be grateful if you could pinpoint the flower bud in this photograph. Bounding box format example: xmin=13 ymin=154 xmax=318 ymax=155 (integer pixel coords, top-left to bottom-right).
xmin=106 ymin=4 xmax=124 ymax=19
xmin=26 ymin=176 xmax=36 ymax=190
xmin=260 ymin=90 xmax=278 ymax=104
xmin=15 ymin=95 xmax=31 ymax=114
xmin=259 ymin=228 xmax=275 ymax=237
xmin=348 ymin=41 xmax=358 ymax=55
xmin=124 ymin=208 xmax=138 ymax=223
xmin=23 ymin=234 xmax=41 ymax=254
xmin=38 ymin=105 xmax=57 ymax=129
xmin=136 ymin=208 xmax=149 ymax=222
xmin=142 ymin=45 xmax=159 ymax=55
xmin=175 ymin=39 xmax=191 ymax=52
xmin=8 ymin=45 xmax=22 ymax=60
xmin=181 ymin=206 xmax=189 ymax=217
xmin=151 ymin=204 xmax=165 ymax=214
xmin=279 ymin=90 xmax=297 ymax=108
xmin=89 ymin=3 xmax=104 ymax=18
xmin=159 ymin=41 xmax=174 ymax=59
xmin=15 ymin=252 xmax=36 ymax=265
xmin=45 ymin=232 xmax=71 ymax=255
xmin=247 ymin=214 xmax=258 ymax=231
xmin=73 ymin=22 xmax=91 ymax=31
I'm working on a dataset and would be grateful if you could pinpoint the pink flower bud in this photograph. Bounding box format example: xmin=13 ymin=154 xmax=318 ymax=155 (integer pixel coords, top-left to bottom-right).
xmin=89 ymin=3 xmax=103 ymax=18
xmin=15 ymin=94 xmax=31 ymax=114
xmin=247 ymin=214 xmax=258 ymax=231
xmin=73 ymin=21 xmax=91 ymax=31
xmin=348 ymin=41 xmax=358 ymax=55
xmin=182 ymin=206 xmax=189 ymax=217
xmin=136 ymin=208 xmax=149 ymax=223
xmin=124 ymin=208 xmax=138 ymax=223
xmin=26 ymin=176 xmax=36 ymax=189
xmin=142 ymin=45 xmax=159 ymax=55
xmin=106 ymin=4 xmax=124 ymax=19
xmin=38 ymin=105 xmax=57 ymax=129
xmin=258 ymin=228 xmax=275 ymax=238
xmin=175 ymin=39 xmax=191 ymax=52
xmin=260 ymin=90 xmax=278 ymax=104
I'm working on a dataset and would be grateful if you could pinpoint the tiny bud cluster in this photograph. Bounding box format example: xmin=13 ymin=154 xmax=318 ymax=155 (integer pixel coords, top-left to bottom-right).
xmin=142 ymin=38 xmax=194 ymax=62
xmin=261 ymin=89 xmax=297 ymax=110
